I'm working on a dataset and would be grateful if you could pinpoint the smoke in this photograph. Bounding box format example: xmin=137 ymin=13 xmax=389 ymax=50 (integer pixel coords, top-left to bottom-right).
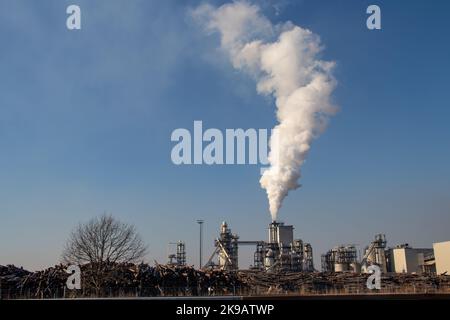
xmin=192 ymin=1 xmax=337 ymax=221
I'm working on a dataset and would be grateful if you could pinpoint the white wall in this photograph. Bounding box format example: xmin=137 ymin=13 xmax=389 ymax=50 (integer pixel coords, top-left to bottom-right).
xmin=390 ymin=248 xmax=432 ymax=274
xmin=433 ymin=241 xmax=450 ymax=275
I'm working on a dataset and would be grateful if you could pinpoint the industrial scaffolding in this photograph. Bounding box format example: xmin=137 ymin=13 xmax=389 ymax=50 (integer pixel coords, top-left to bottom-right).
xmin=321 ymin=245 xmax=358 ymax=272
xmin=205 ymin=221 xmax=315 ymax=272
xmin=167 ymin=241 xmax=186 ymax=266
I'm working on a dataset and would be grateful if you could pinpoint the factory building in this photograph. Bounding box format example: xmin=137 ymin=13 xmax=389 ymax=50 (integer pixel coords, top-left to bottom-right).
xmin=386 ymin=244 xmax=433 ymax=274
xmin=321 ymin=235 xmax=441 ymax=275
xmin=361 ymin=234 xmax=388 ymax=273
xmin=322 ymin=234 xmax=387 ymax=273
xmin=216 ymin=222 xmax=239 ymax=270
xmin=433 ymin=241 xmax=450 ymax=275
xmin=203 ymin=221 xmax=449 ymax=275
xmin=321 ymin=245 xmax=359 ymax=273
xmin=205 ymin=221 xmax=314 ymax=272
xmin=263 ymin=221 xmax=314 ymax=272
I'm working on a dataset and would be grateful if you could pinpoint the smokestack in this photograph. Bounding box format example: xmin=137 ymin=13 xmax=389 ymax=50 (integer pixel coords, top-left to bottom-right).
xmin=269 ymin=221 xmax=279 ymax=244
xmin=192 ymin=1 xmax=337 ymax=221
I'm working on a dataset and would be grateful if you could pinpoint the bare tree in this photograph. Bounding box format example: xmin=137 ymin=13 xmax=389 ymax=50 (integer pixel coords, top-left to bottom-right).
xmin=62 ymin=214 xmax=147 ymax=266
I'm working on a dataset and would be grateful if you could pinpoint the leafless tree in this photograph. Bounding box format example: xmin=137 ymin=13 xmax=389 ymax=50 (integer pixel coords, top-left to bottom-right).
xmin=62 ymin=214 xmax=147 ymax=266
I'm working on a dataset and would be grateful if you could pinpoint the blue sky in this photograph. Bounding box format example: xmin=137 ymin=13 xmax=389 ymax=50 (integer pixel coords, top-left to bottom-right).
xmin=0 ymin=0 xmax=449 ymax=270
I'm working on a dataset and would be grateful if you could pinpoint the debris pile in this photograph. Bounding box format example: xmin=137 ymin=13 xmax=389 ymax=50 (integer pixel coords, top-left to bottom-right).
xmin=0 ymin=263 xmax=246 ymax=299
xmin=1 ymin=263 xmax=450 ymax=299
xmin=0 ymin=265 xmax=31 ymax=296
xmin=237 ymin=271 xmax=450 ymax=295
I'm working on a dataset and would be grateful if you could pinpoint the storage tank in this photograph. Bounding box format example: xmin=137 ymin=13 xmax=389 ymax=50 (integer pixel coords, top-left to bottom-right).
xmin=334 ymin=263 xmax=348 ymax=272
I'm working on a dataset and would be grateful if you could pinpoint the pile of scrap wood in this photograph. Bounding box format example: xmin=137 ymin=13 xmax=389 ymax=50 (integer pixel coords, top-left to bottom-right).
xmin=2 ymin=263 xmax=450 ymax=298
xmin=237 ymin=270 xmax=450 ymax=294
xmin=0 ymin=265 xmax=31 ymax=296
xmin=0 ymin=263 xmax=246 ymax=298
xmin=0 ymin=264 xmax=70 ymax=298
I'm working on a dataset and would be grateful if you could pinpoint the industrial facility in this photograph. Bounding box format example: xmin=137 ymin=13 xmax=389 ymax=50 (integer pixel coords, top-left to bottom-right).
xmin=3 ymin=218 xmax=449 ymax=299
xmin=386 ymin=244 xmax=434 ymax=274
xmin=167 ymin=241 xmax=186 ymax=267
xmin=205 ymin=221 xmax=314 ymax=272
xmin=321 ymin=234 xmax=388 ymax=273
xmin=167 ymin=220 xmax=449 ymax=277
xmin=321 ymin=235 xmax=450 ymax=276
xmin=321 ymin=245 xmax=359 ymax=273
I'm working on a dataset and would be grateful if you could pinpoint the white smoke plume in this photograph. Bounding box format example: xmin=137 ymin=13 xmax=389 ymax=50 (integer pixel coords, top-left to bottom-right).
xmin=192 ymin=1 xmax=337 ymax=221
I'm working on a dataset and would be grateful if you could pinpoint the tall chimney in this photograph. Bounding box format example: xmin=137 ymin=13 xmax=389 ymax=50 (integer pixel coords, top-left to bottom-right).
xmin=269 ymin=221 xmax=279 ymax=244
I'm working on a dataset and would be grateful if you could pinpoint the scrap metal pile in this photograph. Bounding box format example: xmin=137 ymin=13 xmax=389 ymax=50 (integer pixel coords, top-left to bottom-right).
xmin=1 ymin=264 xmax=450 ymax=298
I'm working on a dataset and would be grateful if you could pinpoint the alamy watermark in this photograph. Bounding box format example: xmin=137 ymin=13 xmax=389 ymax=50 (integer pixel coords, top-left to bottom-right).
xmin=367 ymin=5 xmax=381 ymax=30
xmin=66 ymin=265 xmax=82 ymax=290
xmin=170 ymin=121 xmax=279 ymax=174
xmin=66 ymin=5 xmax=81 ymax=30
xmin=64 ymin=4 xmax=380 ymax=31
xmin=366 ymin=265 xmax=381 ymax=290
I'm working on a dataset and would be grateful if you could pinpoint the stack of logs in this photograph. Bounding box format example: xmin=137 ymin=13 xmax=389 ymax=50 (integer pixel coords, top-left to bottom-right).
xmin=0 ymin=263 xmax=244 ymax=298
xmin=237 ymin=270 xmax=450 ymax=295
xmin=1 ymin=263 xmax=450 ymax=298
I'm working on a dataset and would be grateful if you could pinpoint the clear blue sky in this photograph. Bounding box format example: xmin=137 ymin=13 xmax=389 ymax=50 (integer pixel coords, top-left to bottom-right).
xmin=0 ymin=0 xmax=449 ymax=270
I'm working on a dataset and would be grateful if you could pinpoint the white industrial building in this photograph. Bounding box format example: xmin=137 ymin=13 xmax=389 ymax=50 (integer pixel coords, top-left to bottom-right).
xmin=387 ymin=245 xmax=433 ymax=274
xmin=433 ymin=241 xmax=450 ymax=275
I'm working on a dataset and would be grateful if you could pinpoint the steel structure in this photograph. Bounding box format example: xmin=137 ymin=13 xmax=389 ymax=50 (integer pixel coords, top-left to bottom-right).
xmin=361 ymin=234 xmax=387 ymax=273
xmin=167 ymin=241 xmax=186 ymax=266
xmin=321 ymin=245 xmax=358 ymax=272
xmin=205 ymin=221 xmax=315 ymax=272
